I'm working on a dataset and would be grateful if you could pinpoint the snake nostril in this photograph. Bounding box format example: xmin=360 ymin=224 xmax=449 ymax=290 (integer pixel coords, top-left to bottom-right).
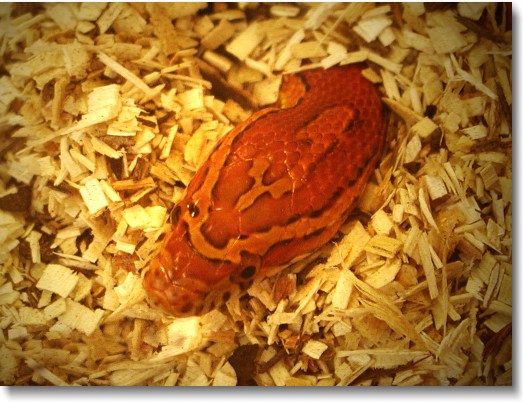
xmin=240 ymin=265 xmax=256 ymax=280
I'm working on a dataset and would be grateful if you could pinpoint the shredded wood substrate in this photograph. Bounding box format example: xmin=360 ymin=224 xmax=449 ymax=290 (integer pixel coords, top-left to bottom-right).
xmin=0 ymin=2 xmax=512 ymax=386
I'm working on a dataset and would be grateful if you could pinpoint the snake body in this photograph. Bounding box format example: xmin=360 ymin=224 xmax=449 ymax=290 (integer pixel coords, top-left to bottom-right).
xmin=144 ymin=65 xmax=386 ymax=315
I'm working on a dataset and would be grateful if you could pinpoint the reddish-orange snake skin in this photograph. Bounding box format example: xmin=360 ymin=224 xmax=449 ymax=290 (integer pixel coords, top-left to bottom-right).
xmin=144 ymin=65 xmax=386 ymax=315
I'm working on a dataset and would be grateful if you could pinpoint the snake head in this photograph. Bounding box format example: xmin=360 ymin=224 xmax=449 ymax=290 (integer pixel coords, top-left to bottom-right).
xmin=143 ymin=224 xmax=238 ymax=316
xmin=143 ymin=254 xmax=209 ymax=316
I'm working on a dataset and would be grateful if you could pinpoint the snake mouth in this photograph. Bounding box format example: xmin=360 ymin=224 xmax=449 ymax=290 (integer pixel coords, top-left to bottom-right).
xmin=143 ymin=258 xmax=206 ymax=316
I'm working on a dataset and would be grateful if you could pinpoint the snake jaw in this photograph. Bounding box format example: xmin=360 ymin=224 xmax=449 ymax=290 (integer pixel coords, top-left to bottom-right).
xmin=143 ymin=257 xmax=206 ymax=316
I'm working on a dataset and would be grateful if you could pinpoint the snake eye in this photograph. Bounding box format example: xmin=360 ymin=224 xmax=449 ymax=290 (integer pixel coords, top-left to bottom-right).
xmin=187 ymin=202 xmax=200 ymax=217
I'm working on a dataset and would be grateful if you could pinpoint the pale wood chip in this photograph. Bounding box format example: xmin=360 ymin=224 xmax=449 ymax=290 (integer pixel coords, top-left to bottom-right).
xmin=382 ymin=98 xmax=423 ymax=126
xmin=36 ymin=264 xmax=79 ymax=299
xmin=417 ymin=232 xmax=439 ymax=299
xmin=202 ymin=51 xmax=233 ymax=74
xmin=212 ymin=361 xmax=237 ymax=386
xmin=451 ymin=56 xmax=498 ymax=100
xmin=58 ymin=299 xmax=104 ymax=336
xmin=110 ymin=362 xmax=176 ymax=386
xmin=270 ymin=5 xmax=300 ymax=18
xmin=26 ymin=357 xmax=69 ymax=386
xmin=365 ymin=234 xmax=403 ymax=259
xmin=122 ymin=204 xmax=166 ymax=230
xmin=97 ymin=2 xmax=122 ymax=34
xmin=354 ymin=15 xmax=392 ymax=43
xmin=418 ymin=187 xmax=439 ymax=230
xmin=178 ymin=87 xmax=205 ymax=111
xmin=202 ymin=19 xmax=236 ymax=50
xmin=252 ymin=76 xmax=281 ymax=106
xmin=365 ymin=258 xmax=402 ymax=289
xmin=82 ymin=220 xmax=114 ymax=263
xmin=225 ymin=22 xmax=264 ymax=61
xmin=77 ymin=3 xmax=106 ymax=21
xmin=496 ymin=65 xmax=512 ymax=105
xmin=427 ymin=25 xmax=468 ymax=54
xmin=151 ymin=316 xmax=203 ymax=361
xmin=331 ymin=268 xmax=353 ymax=310
xmin=400 ymin=28 xmax=434 ymax=54
xmin=457 ymin=3 xmax=488 ymax=21
xmin=302 ymin=339 xmax=328 ymax=359
xmin=346 ymin=271 xmax=426 ymax=346
xmin=43 ymin=298 xmax=67 ymax=321
xmin=422 ymin=175 xmax=449 ymax=201
xmin=371 ymin=209 xmax=394 ymax=236
xmin=291 ymin=41 xmax=328 ymax=60
xmin=304 ymin=3 xmax=337 ymax=30
xmin=45 ymin=3 xmax=78 ymax=31
xmin=97 ymin=52 xmax=155 ymax=98
xmin=462 ymin=124 xmax=488 ymax=140
xmin=478 ymin=162 xmax=499 ymax=190
xmin=79 ymin=177 xmax=109 ymax=215
xmin=268 ymin=360 xmax=291 ymax=386
xmin=410 ymin=117 xmax=439 ymax=139
xmin=274 ymin=29 xmax=305 ymax=71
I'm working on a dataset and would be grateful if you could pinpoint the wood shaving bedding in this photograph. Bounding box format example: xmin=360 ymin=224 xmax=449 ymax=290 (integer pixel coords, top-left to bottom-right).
xmin=0 ymin=2 xmax=512 ymax=386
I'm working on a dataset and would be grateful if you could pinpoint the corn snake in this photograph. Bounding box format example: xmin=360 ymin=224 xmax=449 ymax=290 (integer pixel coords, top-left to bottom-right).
xmin=144 ymin=64 xmax=386 ymax=315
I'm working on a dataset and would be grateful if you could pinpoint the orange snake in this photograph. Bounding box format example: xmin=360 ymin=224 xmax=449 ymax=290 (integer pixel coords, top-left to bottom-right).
xmin=144 ymin=65 xmax=386 ymax=315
